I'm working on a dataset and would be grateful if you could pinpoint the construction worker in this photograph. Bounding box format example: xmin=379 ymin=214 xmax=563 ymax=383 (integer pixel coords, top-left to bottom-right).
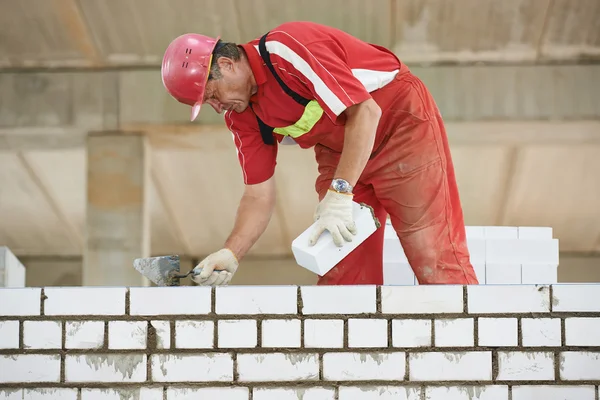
xmin=161 ymin=21 xmax=479 ymax=286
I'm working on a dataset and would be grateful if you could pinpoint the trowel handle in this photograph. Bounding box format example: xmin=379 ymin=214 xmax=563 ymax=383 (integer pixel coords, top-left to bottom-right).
xmin=171 ymin=269 xmax=200 ymax=279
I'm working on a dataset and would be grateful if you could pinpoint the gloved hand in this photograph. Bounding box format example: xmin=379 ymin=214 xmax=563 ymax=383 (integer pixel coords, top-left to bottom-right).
xmin=308 ymin=189 xmax=356 ymax=247
xmin=191 ymin=248 xmax=239 ymax=286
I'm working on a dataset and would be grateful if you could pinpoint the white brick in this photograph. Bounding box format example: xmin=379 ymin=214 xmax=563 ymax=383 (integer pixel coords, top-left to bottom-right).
xmin=552 ymin=284 xmax=600 ymax=312
xmin=392 ymin=319 xmax=431 ymax=347
xmin=65 ymin=321 xmax=104 ymax=349
xmin=565 ymin=317 xmax=600 ymax=346
xmin=485 ymin=263 xmax=522 ymax=284
xmin=218 ymin=319 xmax=256 ymax=348
xmin=301 ymin=286 xmax=376 ymax=314
xmin=217 ymin=286 xmax=297 ymax=314
xmin=467 ymin=285 xmax=550 ymax=313
xmin=521 ymin=318 xmax=561 ymax=347
xmin=382 ymin=286 xmax=463 ymax=314
xmin=485 ymin=226 xmax=518 ymax=238
xmin=467 ymin=239 xmax=486 ymax=263
xmin=0 ymin=320 xmax=19 ymax=349
xmin=65 ymin=354 xmax=146 ymax=382
xmin=339 ymin=386 xmax=421 ymax=400
xmin=383 ymin=262 xmax=416 ymax=285
xmin=44 ymin=287 xmax=125 ymax=315
xmin=486 ymin=239 xmax=559 ymax=264
xmin=559 ymin=351 xmax=600 ymax=380
xmin=348 ymin=318 xmax=388 ymax=348
xmin=292 ymin=202 xmax=378 ymax=275
xmin=434 ymin=319 xmax=473 ymax=347
xmin=383 ymin=239 xmax=409 ymax=263
xmin=323 ymin=352 xmax=405 ymax=381
xmin=304 ymin=319 xmax=343 ymax=348
xmin=521 ymin=264 xmax=558 ymax=284
xmin=409 ymin=352 xmax=492 ymax=381
xmin=261 ymin=319 xmax=301 ymax=348
xmin=151 ymin=353 xmax=233 ymax=382
xmin=466 ymin=226 xmax=486 ymax=238
xmin=383 ymin=223 xmax=408 ymax=262
xmin=254 ymin=387 xmax=335 ymax=400
xmin=477 ymin=318 xmax=517 ymax=346
xmin=175 ymin=320 xmax=213 ymax=349
xmin=497 ymin=351 xmax=554 ymax=380
xmin=0 ymin=288 xmax=40 ymax=316
xmin=23 ymin=389 xmax=79 ymax=400
xmin=82 ymin=388 xmax=163 ymax=400
xmin=129 ymin=287 xmax=211 ymax=316
xmin=425 ymin=386 xmax=508 ymax=400
xmin=237 ymin=353 xmax=319 ymax=381
xmin=0 ymin=389 xmax=21 ymax=400
xmin=108 ymin=321 xmax=147 ymax=349
xmin=0 ymin=247 xmax=25 ymax=287
xmin=150 ymin=320 xmax=170 ymax=349
xmin=473 ymin=263 xmax=486 ymax=283
xmin=513 ymin=385 xmax=595 ymax=400
xmin=23 ymin=321 xmax=62 ymax=349
xmin=166 ymin=387 xmax=248 ymax=400
xmin=518 ymin=226 xmax=553 ymax=239
xmin=0 ymin=355 xmax=61 ymax=383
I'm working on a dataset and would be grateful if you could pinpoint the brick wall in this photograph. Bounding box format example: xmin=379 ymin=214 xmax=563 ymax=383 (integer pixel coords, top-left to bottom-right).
xmin=1 ymin=284 xmax=599 ymax=399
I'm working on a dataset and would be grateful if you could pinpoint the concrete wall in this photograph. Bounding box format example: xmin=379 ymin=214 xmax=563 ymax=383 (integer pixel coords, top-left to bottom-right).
xmin=0 ymin=284 xmax=599 ymax=398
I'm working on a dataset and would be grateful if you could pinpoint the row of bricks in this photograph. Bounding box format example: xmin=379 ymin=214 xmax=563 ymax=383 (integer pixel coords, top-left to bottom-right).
xmin=0 ymin=385 xmax=597 ymax=400
xmin=384 ymin=237 xmax=560 ymax=265
xmin=2 ymin=284 xmax=599 ymax=317
xmin=1 ymin=351 xmax=599 ymax=383
xmin=444 ymin=225 xmax=552 ymax=240
xmin=386 ymin=225 xmax=554 ymax=241
xmin=384 ymin=262 xmax=558 ymax=286
xmin=2 ymin=317 xmax=600 ymax=350
xmin=1 ymin=385 xmax=597 ymax=400
xmin=383 ymin=224 xmax=558 ymax=264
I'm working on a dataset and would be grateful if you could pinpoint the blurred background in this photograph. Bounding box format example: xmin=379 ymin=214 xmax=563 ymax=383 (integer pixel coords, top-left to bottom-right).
xmin=0 ymin=0 xmax=599 ymax=287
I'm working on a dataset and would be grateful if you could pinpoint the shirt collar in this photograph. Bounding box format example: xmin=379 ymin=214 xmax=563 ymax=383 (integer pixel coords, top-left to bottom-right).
xmin=240 ymin=43 xmax=267 ymax=101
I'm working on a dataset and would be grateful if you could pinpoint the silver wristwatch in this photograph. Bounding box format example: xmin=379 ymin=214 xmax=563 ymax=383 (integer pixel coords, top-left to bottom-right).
xmin=330 ymin=178 xmax=353 ymax=194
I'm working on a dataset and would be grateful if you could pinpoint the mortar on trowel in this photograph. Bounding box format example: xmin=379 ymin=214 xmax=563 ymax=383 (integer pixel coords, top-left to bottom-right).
xmin=133 ymin=255 xmax=197 ymax=286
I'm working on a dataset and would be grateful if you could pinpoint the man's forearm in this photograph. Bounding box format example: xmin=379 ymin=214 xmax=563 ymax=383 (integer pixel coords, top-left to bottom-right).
xmin=224 ymin=179 xmax=276 ymax=260
xmin=334 ymin=99 xmax=382 ymax=186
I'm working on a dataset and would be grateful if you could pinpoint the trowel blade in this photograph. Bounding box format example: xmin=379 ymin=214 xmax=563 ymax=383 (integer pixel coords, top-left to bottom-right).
xmin=133 ymin=255 xmax=180 ymax=286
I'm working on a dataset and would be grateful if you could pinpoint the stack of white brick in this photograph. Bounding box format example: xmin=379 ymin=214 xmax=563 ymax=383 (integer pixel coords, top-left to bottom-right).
xmin=1 ymin=284 xmax=599 ymax=399
xmin=0 ymin=247 xmax=25 ymax=288
xmin=383 ymin=222 xmax=559 ymax=285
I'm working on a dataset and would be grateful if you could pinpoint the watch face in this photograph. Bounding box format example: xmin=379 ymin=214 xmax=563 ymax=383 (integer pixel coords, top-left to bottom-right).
xmin=333 ymin=179 xmax=349 ymax=192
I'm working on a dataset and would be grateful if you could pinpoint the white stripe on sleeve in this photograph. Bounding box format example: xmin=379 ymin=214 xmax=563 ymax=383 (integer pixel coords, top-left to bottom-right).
xmin=254 ymin=41 xmax=347 ymax=116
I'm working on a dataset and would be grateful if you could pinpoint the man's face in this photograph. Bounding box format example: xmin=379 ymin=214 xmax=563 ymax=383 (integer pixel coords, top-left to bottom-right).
xmin=203 ymin=57 xmax=252 ymax=114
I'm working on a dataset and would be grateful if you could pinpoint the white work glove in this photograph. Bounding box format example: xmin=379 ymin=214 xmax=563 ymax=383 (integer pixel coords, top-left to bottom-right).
xmin=308 ymin=189 xmax=356 ymax=247
xmin=191 ymin=248 xmax=238 ymax=286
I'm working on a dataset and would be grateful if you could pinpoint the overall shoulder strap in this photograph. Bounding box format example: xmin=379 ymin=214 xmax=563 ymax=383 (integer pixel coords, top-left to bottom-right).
xmin=249 ymin=104 xmax=276 ymax=146
xmin=258 ymin=32 xmax=310 ymax=107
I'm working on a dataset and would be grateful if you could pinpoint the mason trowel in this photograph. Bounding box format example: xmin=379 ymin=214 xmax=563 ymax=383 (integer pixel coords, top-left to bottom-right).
xmin=133 ymin=255 xmax=197 ymax=286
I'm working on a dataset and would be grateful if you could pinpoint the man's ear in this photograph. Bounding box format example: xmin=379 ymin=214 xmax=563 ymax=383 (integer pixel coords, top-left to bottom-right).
xmin=216 ymin=57 xmax=234 ymax=73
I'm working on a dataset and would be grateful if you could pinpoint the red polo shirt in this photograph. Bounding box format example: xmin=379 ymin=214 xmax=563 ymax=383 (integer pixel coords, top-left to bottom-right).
xmin=225 ymin=21 xmax=407 ymax=185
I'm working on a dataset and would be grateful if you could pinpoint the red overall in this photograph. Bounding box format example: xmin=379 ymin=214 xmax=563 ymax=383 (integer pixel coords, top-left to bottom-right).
xmin=225 ymin=21 xmax=479 ymax=285
xmin=314 ymin=71 xmax=478 ymax=285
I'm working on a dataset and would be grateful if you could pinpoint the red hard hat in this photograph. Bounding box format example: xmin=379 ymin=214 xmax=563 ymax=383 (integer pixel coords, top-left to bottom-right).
xmin=161 ymin=33 xmax=220 ymax=121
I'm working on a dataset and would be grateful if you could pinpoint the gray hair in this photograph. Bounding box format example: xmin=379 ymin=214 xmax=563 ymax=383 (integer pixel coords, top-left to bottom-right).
xmin=208 ymin=41 xmax=241 ymax=80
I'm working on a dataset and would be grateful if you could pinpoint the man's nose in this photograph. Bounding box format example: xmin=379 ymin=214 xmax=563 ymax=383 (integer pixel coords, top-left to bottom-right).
xmin=206 ymin=99 xmax=223 ymax=113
